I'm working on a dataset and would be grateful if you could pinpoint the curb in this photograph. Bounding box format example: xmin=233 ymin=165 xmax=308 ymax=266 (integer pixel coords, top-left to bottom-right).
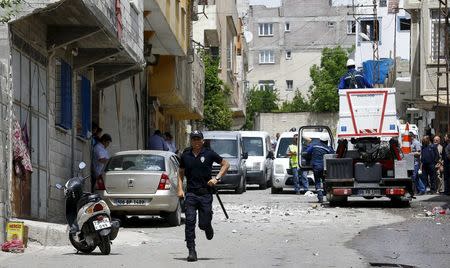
xmin=12 ymin=219 xmax=70 ymax=247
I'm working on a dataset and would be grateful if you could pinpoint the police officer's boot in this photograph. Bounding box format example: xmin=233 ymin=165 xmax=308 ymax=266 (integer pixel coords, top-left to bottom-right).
xmin=205 ymin=225 xmax=214 ymax=240
xmin=187 ymin=248 xmax=197 ymax=262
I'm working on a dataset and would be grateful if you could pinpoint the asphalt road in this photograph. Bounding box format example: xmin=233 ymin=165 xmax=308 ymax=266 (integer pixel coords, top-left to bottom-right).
xmin=1 ymin=188 xmax=448 ymax=268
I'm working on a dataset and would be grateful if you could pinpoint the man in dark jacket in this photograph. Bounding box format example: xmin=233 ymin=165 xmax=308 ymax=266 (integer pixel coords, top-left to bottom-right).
xmin=421 ymin=136 xmax=439 ymax=194
xmin=305 ymin=133 xmax=335 ymax=203
xmin=338 ymin=59 xmax=373 ymax=89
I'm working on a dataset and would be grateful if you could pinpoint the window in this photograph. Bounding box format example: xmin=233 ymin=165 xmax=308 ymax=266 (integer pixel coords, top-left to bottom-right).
xmin=285 ymin=50 xmax=292 ymax=60
xmin=56 ymin=60 xmax=72 ymax=130
xmin=258 ymin=23 xmax=273 ymax=36
xmin=431 ymin=10 xmax=449 ymax=60
xmin=206 ymin=139 xmax=238 ymax=158
xmin=347 ymin=20 xmax=356 ymax=35
xmin=379 ymin=0 xmax=387 ymax=7
xmin=286 ymin=80 xmax=293 ymax=91
xmin=399 ymin=18 xmax=411 ymax=31
xmin=259 ymin=50 xmax=274 ymax=64
xmin=360 ymin=20 xmax=380 ymax=41
xmin=242 ymin=137 xmax=264 ymax=156
xmin=285 ymin=22 xmax=290 ymax=32
xmin=106 ymin=154 xmax=166 ymax=171
xmin=258 ymin=80 xmax=275 ymax=90
xmin=327 ymin=21 xmax=335 ymax=28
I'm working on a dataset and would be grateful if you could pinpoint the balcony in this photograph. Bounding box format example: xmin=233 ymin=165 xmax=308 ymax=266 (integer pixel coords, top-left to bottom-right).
xmin=144 ymin=0 xmax=189 ymax=56
xmin=9 ymin=0 xmax=145 ymax=88
xmin=149 ymin=53 xmax=205 ymax=120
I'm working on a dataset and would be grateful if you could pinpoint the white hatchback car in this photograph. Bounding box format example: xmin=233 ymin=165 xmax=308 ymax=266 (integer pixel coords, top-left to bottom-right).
xmin=99 ymin=150 xmax=183 ymax=226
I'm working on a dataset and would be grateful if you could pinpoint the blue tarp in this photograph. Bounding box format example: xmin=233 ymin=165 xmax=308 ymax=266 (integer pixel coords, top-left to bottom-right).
xmin=362 ymin=58 xmax=394 ymax=85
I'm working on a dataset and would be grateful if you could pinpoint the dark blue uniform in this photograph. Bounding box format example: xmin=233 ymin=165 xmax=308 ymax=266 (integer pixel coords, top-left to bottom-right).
xmin=338 ymin=68 xmax=373 ymax=89
xmin=306 ymin=140 xmax=334 ymax=202
xmin=180 ymin=147 xmax=223 ymax=250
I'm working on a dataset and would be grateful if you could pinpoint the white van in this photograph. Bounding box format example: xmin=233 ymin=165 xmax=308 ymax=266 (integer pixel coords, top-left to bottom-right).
xmin=271 ymin=131 xmax=321 ymax=194
xmin=240 ymin=131 xmax=274 ymax=190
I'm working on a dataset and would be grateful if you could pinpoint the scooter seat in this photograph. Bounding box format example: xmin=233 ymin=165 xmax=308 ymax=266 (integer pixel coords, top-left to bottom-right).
xmin=77 ymin=193 xmax=102 ymax=210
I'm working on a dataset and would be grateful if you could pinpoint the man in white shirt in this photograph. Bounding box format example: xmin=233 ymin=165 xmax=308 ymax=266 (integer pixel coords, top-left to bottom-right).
xmin=92 ymin=133 xmax=112 ymax=192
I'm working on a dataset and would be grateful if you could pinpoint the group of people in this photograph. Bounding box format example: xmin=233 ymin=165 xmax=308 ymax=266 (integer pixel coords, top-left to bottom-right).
xmin=410 ymin=131 xmax=450 ymax=195
xmin=147 ymin=130 xmax=177 ymax=153
xmin=287 ymin=133 xmax=334 ymax=203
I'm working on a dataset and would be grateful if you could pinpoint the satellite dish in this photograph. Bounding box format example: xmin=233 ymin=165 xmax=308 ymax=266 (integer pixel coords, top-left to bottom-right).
xmin=244 ymin=31 xmax=253 ymax=43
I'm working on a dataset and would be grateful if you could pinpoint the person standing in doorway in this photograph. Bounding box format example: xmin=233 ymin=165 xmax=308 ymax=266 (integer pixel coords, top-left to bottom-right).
xmin=177 ymin=130 xmax=229 ymax=262
xmin=92 ymin=134 xmax=112 ymax=192
xmin=287 ymin=134 xmax=300 ymax=194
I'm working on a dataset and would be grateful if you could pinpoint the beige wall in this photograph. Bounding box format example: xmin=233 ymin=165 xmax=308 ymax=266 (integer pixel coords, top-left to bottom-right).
xmin=254 ymin=112 xmax=339 ymax=137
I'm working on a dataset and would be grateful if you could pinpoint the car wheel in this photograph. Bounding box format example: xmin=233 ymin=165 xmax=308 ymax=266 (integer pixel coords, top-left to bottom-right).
xmin=167 ymin=201 xmax=182 ymax=226
xmin=235 ymin=175 xmax=245 ymax=194
xmin=266 ymin=170 xmax=273 ymax=188
xmin=271 ymin=186 xmax=282 ymax=194
xmin=259 ymin=171 xmax=267 ymax=190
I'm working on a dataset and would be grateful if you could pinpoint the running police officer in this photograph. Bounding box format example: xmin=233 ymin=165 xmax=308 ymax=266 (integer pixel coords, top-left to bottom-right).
xmin=177 ymin=130 xmax=230 ymax=262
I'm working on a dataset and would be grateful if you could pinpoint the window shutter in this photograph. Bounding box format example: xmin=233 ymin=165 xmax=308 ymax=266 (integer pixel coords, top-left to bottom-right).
xmin=60 ymin=60 xmax=72 ymax=129
xmin=81 ymin=76 xmax=91 ymax=138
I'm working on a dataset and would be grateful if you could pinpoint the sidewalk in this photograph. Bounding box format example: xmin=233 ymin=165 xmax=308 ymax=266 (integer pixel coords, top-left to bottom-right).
xmin=10 ymin=218 xmax=69 ymax=247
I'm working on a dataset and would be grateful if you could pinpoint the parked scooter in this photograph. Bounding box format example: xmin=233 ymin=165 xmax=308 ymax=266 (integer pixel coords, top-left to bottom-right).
xmin=56 ymin=162 xmax=120 ymax=255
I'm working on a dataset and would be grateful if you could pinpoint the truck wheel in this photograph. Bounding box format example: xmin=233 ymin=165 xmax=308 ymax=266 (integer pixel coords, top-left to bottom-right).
xmin=271 ymin=186 xmax=282 ymax=194
xmin=390 ymin=197 xmax=410 ymax=207
xmin=327 ymin=193 xmax=347 ymax=206
xmin=235 ymin=175 xmax=245 ymax=194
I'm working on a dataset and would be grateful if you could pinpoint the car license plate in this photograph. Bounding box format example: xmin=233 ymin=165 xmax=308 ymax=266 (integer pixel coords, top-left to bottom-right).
xmin=358 ymin=189 xmax=381 ymax=196
xmin=93 ymin=218 xmax=111 ymax=231
xmin=115 ymin=199 xmax=149 ymax=206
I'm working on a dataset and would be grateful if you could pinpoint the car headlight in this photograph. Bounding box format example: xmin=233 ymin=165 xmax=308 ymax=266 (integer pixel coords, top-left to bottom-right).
xmin=275 ymin=164 xmax=285 ymax=174
xmin=229 ymin=165 xmax=238 ymax=171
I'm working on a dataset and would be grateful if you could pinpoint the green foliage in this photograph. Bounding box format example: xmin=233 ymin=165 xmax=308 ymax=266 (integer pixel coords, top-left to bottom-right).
xmin=201 ymin=53 xmax=233 ymax=130
xmin=308 ymin=46 xmax=351 ymax=112
xmin=0 ymin=0 xmax=23 ymax=23
xmin=243 ymin=86 xmax=279 ymax=130
xmin=279 ymin=90 xmax=310 ymax=112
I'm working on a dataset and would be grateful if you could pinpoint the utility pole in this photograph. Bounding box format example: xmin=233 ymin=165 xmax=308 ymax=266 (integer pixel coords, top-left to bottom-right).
xmin=436 ymin=0 xmax=449 ymax=133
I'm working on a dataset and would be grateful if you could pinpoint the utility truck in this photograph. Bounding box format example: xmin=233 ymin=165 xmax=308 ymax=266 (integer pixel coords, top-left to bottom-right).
xmin=299 ymin=88 xmax=414 ymax=205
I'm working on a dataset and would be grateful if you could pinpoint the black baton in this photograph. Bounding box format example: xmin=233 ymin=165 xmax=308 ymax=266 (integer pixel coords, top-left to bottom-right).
xmin=214 ymin=189 xmax=229 ymax=219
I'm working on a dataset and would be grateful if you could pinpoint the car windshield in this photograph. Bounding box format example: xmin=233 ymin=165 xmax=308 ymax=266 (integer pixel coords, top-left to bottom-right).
xmin=206 ymin=139 xmax=238 ymax=158
xmin=106 ymin=154 xmax=166 ymax=172
xmin=276 ymin=137 xmax=293 ymax=158
xmin=242 ymin=137 xmax=263 ymax=156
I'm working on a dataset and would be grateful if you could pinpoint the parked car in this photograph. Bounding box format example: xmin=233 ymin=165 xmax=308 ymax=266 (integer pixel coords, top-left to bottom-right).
xmin=203 ymin=131 xmax=248 ymax=194
xmin=240 ymin=131 xmax=274 ymax=190
xmin=99 ymin=150 xmax=184 ymax=226
xmin=271 ymin=131 xmax=316 ymax=194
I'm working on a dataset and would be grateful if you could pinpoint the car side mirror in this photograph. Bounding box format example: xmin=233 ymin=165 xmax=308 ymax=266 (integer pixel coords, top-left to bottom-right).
xmin=242 ymin=152 xmax=248 ymax=159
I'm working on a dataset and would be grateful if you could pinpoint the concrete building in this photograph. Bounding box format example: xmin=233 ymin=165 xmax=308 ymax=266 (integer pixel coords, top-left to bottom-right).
xmin=144 ymin=0 xmax=205 ymax=149
xmin=405 ymin=0 xmax=449 ymax=135
xmin=0 ymin=0 xmax=144 ymax=225
xmin=245 ymin=0 xmax=354 ymax=102
xmin=193 ymin=0 xmax=247 ymax=129
xmin=331 ymin=0 xmax=411 ymax=67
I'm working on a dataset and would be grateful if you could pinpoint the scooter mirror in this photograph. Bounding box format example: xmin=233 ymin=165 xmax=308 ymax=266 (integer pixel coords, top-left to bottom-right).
xmin=55 ymin=184 xmax=63 ymax=190
xmin=78 ymin=162 xmax=87 ymax=170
